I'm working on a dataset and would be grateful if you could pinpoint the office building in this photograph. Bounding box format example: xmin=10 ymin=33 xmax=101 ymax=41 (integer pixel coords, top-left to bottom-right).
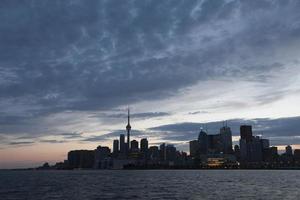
xmin=286 ymin=145 xmax=293 ymax=155
xmin=189 ymin=140 xmax=200 ymax=157
xmin=149 ymin=146 xmax=160 ymax=162
xmin=160 ymin=143 xmax=166 ymax=161
xmin=120 ymin=134 xmax=125 ymax=153
xmin=220 ymin=125 xmax=233 ymax=154
xmin=68 ymin=150 xmax=95 ymax=169
xmin=294 ymin=149 xmax=300 ymax=164
xmin=234 ymin=145 xmax=240 ymax=161
xmin=140 ymin=138 xmax=148 ymax=158
xmin=240 ymin=125 xmax=253 ymax=142
xmin=198 ymin=129 xmax=208 ymax=154
xmin=131 ymin=140 xmax=139 ymax=151
xmin=113 ymin=139 xmax=119 ymax=154
xmin=207 ymin=134 xmax=222 ymax=154
xmin=240 ymin=126 xmax=266 ymax=163
xmin=94 ymin=146 xmax=111 ymax=169
xmin=166 ymin=145 xmax=176 ymax=162
xmin=261 ymin=139 xmax=270 ymax=149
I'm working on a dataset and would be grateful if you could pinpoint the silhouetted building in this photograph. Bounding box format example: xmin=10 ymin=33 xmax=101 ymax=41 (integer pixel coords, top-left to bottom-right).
xmin=261 ymin=138 xmax=270 ymax=162
xmin=175 ymin=151 xmax=188 ymax=166
xmin=198 ymin=129 xmax=208 ymax=154
xmin=94 ymin=146 xmax=111 ymax=169
xmin=294 ymin=149 xmax=300 ymax=165
xmin=131 ymin=140 xmax=139 ymax=151
xmin=279 ymin=152 xmax=293 ymax=167
xmin=68 ymin=150 xmax=95 ymax=169
xmin=113 ymin=139 xmax=119 ymax=156
xmin=247 ymin=136 xmax=263 ymax=162
xmin=207 ymin=134 xmax=222 ymax=154
xmin=270 ymin=146 xmax=278 ymax=156
xmin=120 ymin=134 xmax=125 ymax=154
xmin=59 ymin=117 xmax=300 ymax=170
xmin=240 ymin=126 xmax=265 ymax=163
xmin=286 ymin=145 xmax=293 ymax=156
xmin=220 ymin=125 xmax=233 ymax=154
xmin=261 ymin=139 xmax=270 ymax=149
xmin=166 ymin=145 xmax=176 ymax=162
xmin=197 ymin=125 xmax=233 ymax=155
xmin=263 ymin=146 xmax=278 ymax=163
xmin=160 ymin=143 xmax=166 ymax=161
xmin=240 ymin=125 xmax=253 ymax=142
xmin=189 ymin=140 xmax=200 ymax=157
xmin=234 ymin=145 xmax=240 ymax=161
xmin=149 ymin=146 xmax=160 ymax=162
xmin=140 ymin=138 xmax=148 ymax=158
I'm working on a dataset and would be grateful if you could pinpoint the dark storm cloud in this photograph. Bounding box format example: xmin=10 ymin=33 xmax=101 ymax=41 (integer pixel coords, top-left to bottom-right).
xmin=149 ymin=116 xmax=300 ymax=145
xmin=82 ymin=129 xmax=145 ymax=142
xmin=59 ymin=132 xmax=83 ymax=139
xmin=90 ymin=112 xmax=170 ymax=119
xmin=0 ymin=0 xmax=300 ymax=139
xmin=39 ymin=139 xmax=66 ymax=144
xmin=1 ymin=0 xmax=299 ymax=110
xmin=8 ymin=141 xmax=35 ymax=146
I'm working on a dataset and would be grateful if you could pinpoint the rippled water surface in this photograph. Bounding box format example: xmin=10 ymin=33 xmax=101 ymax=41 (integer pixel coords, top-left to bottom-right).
xmin=0 ymin=170 xmax=300 ymax=200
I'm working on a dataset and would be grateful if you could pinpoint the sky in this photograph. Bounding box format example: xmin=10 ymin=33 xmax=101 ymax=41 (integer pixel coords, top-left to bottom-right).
xmin=1 ymin=0 xmax=300 ymax=169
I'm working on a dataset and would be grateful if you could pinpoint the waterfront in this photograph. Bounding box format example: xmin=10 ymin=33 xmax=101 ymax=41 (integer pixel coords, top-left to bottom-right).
xmin=0 ymin=170 xmax=299 ymax=200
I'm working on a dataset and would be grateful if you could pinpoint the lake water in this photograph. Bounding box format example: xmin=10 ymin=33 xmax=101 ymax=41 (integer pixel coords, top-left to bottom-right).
xmin=0 ymin=170 xmax=299 ymax=200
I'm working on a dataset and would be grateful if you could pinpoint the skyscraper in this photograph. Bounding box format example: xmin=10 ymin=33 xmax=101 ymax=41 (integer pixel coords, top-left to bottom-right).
xmin=189 ymin=140 xmax=199 ymax=157
xmin=286 ymin=145 xmax=293 ymax=155
xmin=166 ymin=145 xmax=176 ymax=162
xmin=207 ymin=134 xmax=222 ymax=154
xmin=126 ymin=108 xmax=131 ymax=151
xmin=220 ymin=125 xmax=233 ymax=154
xmin=120 ymin=134 xmax=125 ymax=153
xmin=198 ymin=129 xmax=208 ymax=154
xmin=113 ymin=139 xmax=119 ymax=154
xmin=160 ymin=143 xmax=166 ymax=161
xmin=240 ymin=129 xmax=263 ymax=163
xmin=94 ymin=146 xmax=111 ymax=169
xmin=240 ymin=125 xmax=253 ymax=142
xmin=261 ymin=139 xmax=270 ymax=149
xmin=149 ymin=146 xmax=160 ymax=162
xmin=131 ymin=140 xmax=138 ymax=151
xmin=141 ymin=138 xmax=148 ymax=158
xmin=294 ymin=149 xmax=300 ymax=162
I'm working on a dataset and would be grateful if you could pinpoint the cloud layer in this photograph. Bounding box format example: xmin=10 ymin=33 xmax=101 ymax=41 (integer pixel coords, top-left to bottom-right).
xmin=0 ymin=0 xmax=300 ymax=155
xmin=150 ymin=116 xmax=300 ymax=145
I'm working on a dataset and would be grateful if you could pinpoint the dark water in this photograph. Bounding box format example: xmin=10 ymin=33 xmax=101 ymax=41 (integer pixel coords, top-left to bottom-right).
xmin=0 ymin=170 xmax=299 ymax=200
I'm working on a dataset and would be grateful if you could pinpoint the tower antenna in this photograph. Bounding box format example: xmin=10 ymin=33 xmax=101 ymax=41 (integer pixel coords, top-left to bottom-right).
xmin=126 ymin=106 xmax=131 ymax=152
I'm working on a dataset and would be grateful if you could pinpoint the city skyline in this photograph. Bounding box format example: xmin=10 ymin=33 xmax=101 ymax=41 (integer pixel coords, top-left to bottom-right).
xmin=1 ymin=0 xmax=300 ymax=169
xmin=40 ymin=111 xmax=300 ymax=170
xmin=2 ymin=109 xmax=300 ymax=169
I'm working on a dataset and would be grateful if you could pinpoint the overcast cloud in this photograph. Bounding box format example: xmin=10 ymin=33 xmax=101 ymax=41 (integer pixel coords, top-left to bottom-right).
xmin=0 ymin=0 xmax=300 ymax=154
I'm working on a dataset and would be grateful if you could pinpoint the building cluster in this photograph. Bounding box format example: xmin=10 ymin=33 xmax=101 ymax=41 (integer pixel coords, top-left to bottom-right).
xmin=189 ymin=124 xmax=300 ymax=168
xmin=48 ymin=110 xmax=300 ymax=170
xmin=57 ymin=109 xmax=190 ymax=170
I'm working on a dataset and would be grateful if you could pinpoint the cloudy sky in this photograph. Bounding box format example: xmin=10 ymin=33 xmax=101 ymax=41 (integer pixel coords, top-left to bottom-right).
xmin=1 ymin=0 xmax=300 ymax=168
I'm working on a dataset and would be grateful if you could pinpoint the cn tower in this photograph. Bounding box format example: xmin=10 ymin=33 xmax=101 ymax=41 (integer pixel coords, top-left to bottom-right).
xmin=126 ymin=108 xmax=131 ymax=151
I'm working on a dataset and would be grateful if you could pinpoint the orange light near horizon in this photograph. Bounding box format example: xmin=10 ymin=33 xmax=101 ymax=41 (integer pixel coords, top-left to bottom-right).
xmin=275 ymin=144 xmax=300 ymax=151
xmin=0 ymin=141 xmax=101 ymax=169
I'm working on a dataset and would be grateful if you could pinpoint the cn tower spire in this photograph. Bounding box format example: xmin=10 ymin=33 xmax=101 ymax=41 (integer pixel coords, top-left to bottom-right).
xmin=126 ymin=107 xmax=131 ymax=152
xmin=127 ymin=107 xmax=130 ymax=125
